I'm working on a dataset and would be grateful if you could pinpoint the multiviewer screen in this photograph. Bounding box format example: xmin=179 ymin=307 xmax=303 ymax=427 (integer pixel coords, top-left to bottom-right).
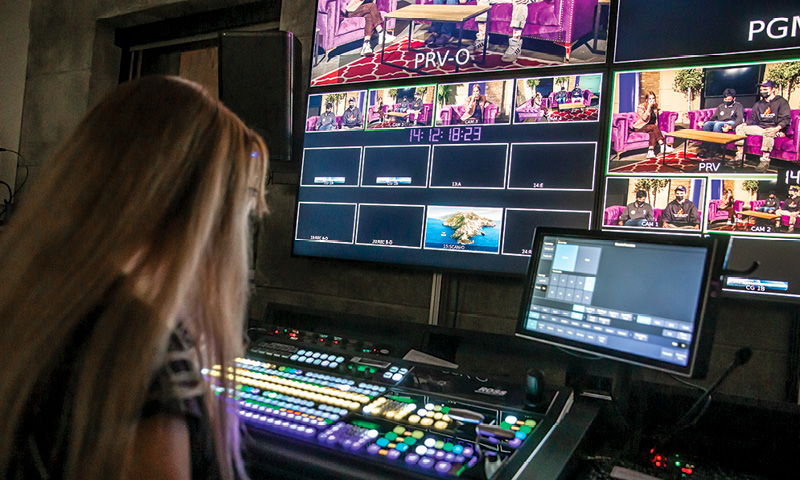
xmin=520 ymin=234 xmax=710 ymax=368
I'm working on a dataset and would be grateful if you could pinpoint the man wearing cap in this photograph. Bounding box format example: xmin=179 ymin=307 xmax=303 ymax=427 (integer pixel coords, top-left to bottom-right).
xmin=618 ymin=189 xmax=654 ymax=227
xmin=661 ymin=186 xmax=700 ymax=229
xmin=342 ymin=97 xmax=363 ymax=129
xmin=697 ymin=88 xmax=745 ymax=158
xmin=315 ymin=102 xmax=338 ymax=131
xmin=775 ymin=186 xmax=800 ymax=233
xmin=734 ymin=80 xmax=792 ymax=173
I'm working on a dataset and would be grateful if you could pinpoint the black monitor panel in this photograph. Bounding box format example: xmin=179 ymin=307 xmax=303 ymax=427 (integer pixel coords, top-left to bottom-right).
xmin=516 ymin=228 xmax=728 ymax=378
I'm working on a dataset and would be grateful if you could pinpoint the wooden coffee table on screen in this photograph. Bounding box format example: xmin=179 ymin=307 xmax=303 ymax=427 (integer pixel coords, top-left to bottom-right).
xmin=381 ymin=4 xmax=491 ymax=74
xmin=665 ymin=129 xmax=747 ymax=170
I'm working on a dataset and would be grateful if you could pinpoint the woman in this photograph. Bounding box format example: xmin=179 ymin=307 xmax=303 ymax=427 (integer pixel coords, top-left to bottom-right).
xmin=515 ymin=91 xmax=545 ymax=122
xmin=719 ymin=189 xmax=736 ymax=225
xmin=632 ymin=91 xmax=673 ymax=159
xmin=0 ymin=76 xmax=268 ymax=479
xmin=461 ymin=84 xmax=487 ymax=124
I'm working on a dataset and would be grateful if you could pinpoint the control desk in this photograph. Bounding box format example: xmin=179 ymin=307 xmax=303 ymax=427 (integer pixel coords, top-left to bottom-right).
xmin=210 ymin=326 xmax=586 ymax=480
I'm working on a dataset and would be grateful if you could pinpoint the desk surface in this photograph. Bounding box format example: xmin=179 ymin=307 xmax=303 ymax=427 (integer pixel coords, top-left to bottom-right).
xmin=386 ymin=4 xmax=491 ymax=22
xmin=386 ymin=111 xmax=409 ymax=117
xmin=740 ymin=210 xmax=780 ymax=220
xmin=558 ymin=101 xmax=585 ymax=110
xmin=669 ymin=129 xmax=746 ymax=144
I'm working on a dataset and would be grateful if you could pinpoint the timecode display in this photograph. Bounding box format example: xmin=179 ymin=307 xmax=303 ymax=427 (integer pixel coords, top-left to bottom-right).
xmin=409 ymin=126 xmax=482 ymax=144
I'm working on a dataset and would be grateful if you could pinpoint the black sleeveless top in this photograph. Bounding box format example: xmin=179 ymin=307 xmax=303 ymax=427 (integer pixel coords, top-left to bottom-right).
xmin=10 ymin=310 xmax=220 ymax=479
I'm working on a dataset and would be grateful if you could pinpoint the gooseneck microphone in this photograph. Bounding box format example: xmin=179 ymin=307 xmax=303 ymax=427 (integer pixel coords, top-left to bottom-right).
xmin=671 ymin=347 xmax=753 ymax=435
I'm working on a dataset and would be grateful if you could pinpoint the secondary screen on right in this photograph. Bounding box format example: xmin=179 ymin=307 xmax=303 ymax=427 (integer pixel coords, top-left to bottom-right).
xmin=518 ymin=232 xmax=714 ymax=375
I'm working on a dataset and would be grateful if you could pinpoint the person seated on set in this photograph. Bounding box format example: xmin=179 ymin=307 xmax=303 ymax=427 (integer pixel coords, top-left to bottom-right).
xmin=734 ymin=80 xmax=792 ymax=173
xmin=397 ymin=95 xmax=410 ymax=113
xmin=618 ymin=189 xmax=654 ymax=227
xmin=632 ymin=91 xmax=674 ymax=159
xmin=757 ymin=190 xmax=780 ymax=214
xmin=370 ymin=97 xmax=386 ymax=126
xmin=0 ymin=75 xmax=269 ymax=479
xmin=718 ymin=188 xmax=737 ymax=225
xmin=661 ymin=185 xmax=699 ymax=229
xmin=341 ymin=97 xmax=363 ymax=129
xmin=408 ymin=92 xmax=424 ymax=125
xmin=516 ymin=91 xmax=545 ymax=121
xmin=697 ymin=88 xmax=744 ymax=158
xmin=554 ymin=86 xmax=569 ymax=105
xmin=469 ymin=0 xmax=545 ymax=62
xmin=425 ymin=0 xmax=460 ymax=47
xmin=460 ymin=84 xmax=487 ymax=124
xmin=343 ymin=0 xmax=396 ymax=56
xmin=316 ymin=102 xmax=338 ymax=131
xmin=775 ymin=186 xmax=800 ymax=233
xmin=570 ymin=84 xmax=583 ymax=103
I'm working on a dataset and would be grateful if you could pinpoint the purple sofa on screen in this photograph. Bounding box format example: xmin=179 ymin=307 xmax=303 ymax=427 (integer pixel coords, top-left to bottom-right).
xmin=317 ymin=0 xmax=397 ymax=62
xmin=750 ymin=200 xmax=800 ymax=229
xmin=439 ymin=104 xmax=500 ymax=125
xmin=610 ymin=111 xmax=679 ymax=159
xmin=416 ymin=0 xmax=597 ymax=61
xmin=706 ymin=200 xmax=745 ymax=223
xmin=687 ymin=108 xmax=800 ymax=163
xmin=306 ymin=115 xmax=343 ymax=132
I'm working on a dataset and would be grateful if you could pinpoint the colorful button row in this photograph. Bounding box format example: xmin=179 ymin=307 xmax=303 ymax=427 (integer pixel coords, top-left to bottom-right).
xmin=239 ymin=410 xmax=316 ymax=438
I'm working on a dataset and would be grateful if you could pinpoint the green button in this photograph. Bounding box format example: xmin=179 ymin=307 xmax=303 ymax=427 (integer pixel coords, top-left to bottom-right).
xmin=443 ymin=443 xmax=454 ymax=452
xmin=525 ymin=419 xmax=536 ymax=427
xmin=393 ymin=426 xmax=407 ymax=435
xmin=385 ymin=432 xmax=398 ymax=441
xmin=412 ymin=430 xmax=425 ymax=439
xmin=403 ymin=436 xmax=417 ymax=446
xmin=435 ymin=441 xmax=445 ymax=449
xmin=441 ymin=406 xmax=450 ymax=414
xmin=500 ymin=422 xmax=511 ymax=429
xmin=520 ymin=426 xmax=532 ymax=434
xmin=434 ymin=405 xmax=442 ymax=412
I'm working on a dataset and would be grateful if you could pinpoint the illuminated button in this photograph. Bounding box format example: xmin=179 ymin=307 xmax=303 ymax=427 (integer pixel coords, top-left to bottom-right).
xmin=403 ymin=436 xmax=417 ymax=446
xmin=385 ymin=432 xmax=398 ymax=441
xmin=433 ymin=405 xmax=442 ymax=412
xmin=297 ymin=350 xmax=307 ymax=355
xmin=420 ymin=418 xmax=434 ymax=426
xmin=383 ymin=372 xmax=393 ymax=379
xmin=509 ymin=438 xmax=523 ymax=449
xmin=399 ymin=368 xmax=408 ymax=374
xmin=525 ymin=419 xmax=537 ymax=427
xmin=443 ymin=443 xmax=454 ymax=452
xmin=452 ymin=445 xmax=464 ymax=455
xmin=329 ymin=362 xmax=339 ymax=369
xmin=289 ymin=355 xmax=299 ymax=361
xmin=412 ymin=430 xmax=425 ymax=439
xmin=378 ymin=449 xmax=388 ymax=456
xmin=505 ymin=415 xmax=518 ymax=425
xmin=321 ymin=361 xmax=330 ymax=367
xmin=304 ymin=358 xmax=314 ymax=364
xmin=415 ymin=446 xmax=428 ymax=456
xmin=367 ymin=430 xmax=379 ymax=439
xmin=387 ymin=449 xmax=401 ymax=460
xmin=435 ymin=461 xmax=452 ymax=473
xmin=408 ymin=415 xmax=420 ymax=424
xmin=376 ymin=438 xmax=390 ymax=448
xmin=313 ymin=359 xmax=322 ymax=366
xmin=405 ymin=453 xmax=420 ymax=465
xmin=433 ymin=412 xmax=443 ymax=420
xmin=393 ymin=426 xmax=406 ymax=435
xmin=434 ymin=450 xmax=446 ymax=460
xmin=520 ymin=426 xmax=532 ymax=434
xmin=418 ymin=457 xmax=435 ymax=469
xmin=389 ymin=366 xmax=399 ymax=372
xmin=515 ymin=431 xmax=527 ymax=440
xmin=424 ymin=438 xmax=437 ymax=448
xmin=335 ymin=356 xmax=345 ymax=363
xmin=396 ymin=443 xmax=409 ymax=453
xmin=434 ymin=441 xmax=445 ymax=450
xmin=425 ymin=403 xmax=435 ymax=410
xmin=312 ymin=352 xmax=321 ymax=358
xmin=433 ymin=421 xmax=449 ymax=430
xmin=319 ymin=354 xmax=329 ymax=360
xmin=462 ymin=447 xmax=474 ymax=457
xmin=444 ymin=453 xmax=456 ymax=462
xmin=391 ymin=373 xmax=403 ymax=381
xmin=367 ymin=444 xmax=381 ymax=455
xmin=500 ymin=422 xmax=511 ymax=429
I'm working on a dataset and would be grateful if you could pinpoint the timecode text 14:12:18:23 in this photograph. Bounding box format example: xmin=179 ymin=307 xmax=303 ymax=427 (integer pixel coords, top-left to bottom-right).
xmin=409 ymin=126 xmax=482 ymax=144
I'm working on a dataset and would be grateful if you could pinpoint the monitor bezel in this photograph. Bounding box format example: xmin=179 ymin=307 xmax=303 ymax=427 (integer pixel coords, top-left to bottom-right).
xmin=515 ymin=227 xmax=728 ymax=379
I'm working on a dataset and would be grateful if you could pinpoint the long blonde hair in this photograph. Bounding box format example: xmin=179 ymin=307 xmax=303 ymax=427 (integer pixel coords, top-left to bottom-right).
xmin=0 ymin=75 xmax=268 ymax=479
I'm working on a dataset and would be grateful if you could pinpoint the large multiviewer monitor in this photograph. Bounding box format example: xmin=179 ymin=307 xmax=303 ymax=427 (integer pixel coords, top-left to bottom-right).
xmin=516 ymin=228 xmax=729 ymax=378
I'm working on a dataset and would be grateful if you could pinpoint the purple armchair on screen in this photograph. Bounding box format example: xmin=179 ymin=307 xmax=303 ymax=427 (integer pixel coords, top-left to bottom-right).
xmin=603 ymin=205 xmax=627 ymax=225
xmin=439 ymin=104 xmax=499 ymax=126
xmin=707 ymin=200 xmax=745 ymax=223
xmin=610 ymin=111 xmax=679 ymax=159
xmin=317 ymin=0 xmax=398 ymax=62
